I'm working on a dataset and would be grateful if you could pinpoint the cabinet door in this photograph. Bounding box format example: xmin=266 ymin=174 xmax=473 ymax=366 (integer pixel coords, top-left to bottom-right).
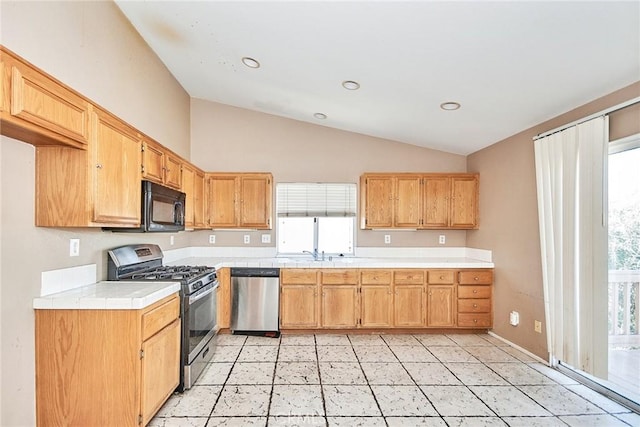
xmin=140 ymin=319 xmax=181 ymax=426
xmin=240 ymin=174 xmax=272 ymax=229
xmin=193 ymin=170 xmax=206 ymax=228
xmin=321 ymin=285 xmax=358 ymax=328
xmin=91 ymin=108 xmax=141 ymax=225
xmin=182 ymin=164 xmax=195 ymax=228
xmin=281 ymin=285 xmax=318 ymax=328
xmin=393 ymin=285 xmax=425 ymax=327
xmin=360 ymin=285 xmax=393 ymax=328
xmin=427 ymin=285 xmax=455 ymax=327
xmin=207 ymin=175 xmax=238 ymax=227
xmin=164 ymin=154 xmax=182 ymax=190
xmin=395 ymin=176 xmax=422 ymax=227
xmin=362 ymin=175 xmax=393 ymax=228
xmin=142 ymin=140 xmax=164 ymax=183
xmin=450 ymin=175 xmax=478 ymax=228
xmin=217 ymin=268 xmax=231 ymax=329
xmin=8 ymin=58 xmax=89 ymax=148
xmin=422 ymin=176 xmax=450 ymax=228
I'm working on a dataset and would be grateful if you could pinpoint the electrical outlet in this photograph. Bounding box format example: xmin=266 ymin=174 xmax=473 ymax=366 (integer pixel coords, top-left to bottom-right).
xmin=439 ymin=235 xmax=446 ymax=245
xmin=209 ymin=235 xmax=216 ymax=244
xmin=170 ymin=235 xmax=175 ymax=245
xmin=261 ymin=234 xmax=271 ymax=243
xmin=509 ymin=311 xmax=519 ymax=326
xmin=69 ymin=239 xmax=80 ymax=257
xmin=534 ymin=320 xmax=542 ymax=333
xmin=384 ymin=234 xmax=391 ymax=244
xmin=243 ymin=235 xmax=250 ymax=244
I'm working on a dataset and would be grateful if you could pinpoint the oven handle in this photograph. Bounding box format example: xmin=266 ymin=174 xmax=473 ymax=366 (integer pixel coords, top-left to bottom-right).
xmin=189 ymin=281 xmax=219 ymax=304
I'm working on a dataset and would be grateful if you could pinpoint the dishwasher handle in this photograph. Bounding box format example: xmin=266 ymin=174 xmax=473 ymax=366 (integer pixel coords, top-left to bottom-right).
xmin=230 ymin=267 xmax=280 ymax=278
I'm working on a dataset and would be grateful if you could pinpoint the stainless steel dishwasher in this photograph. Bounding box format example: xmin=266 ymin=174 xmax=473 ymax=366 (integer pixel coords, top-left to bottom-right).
xmin=230 ymin=267 xmax=280 ymax=337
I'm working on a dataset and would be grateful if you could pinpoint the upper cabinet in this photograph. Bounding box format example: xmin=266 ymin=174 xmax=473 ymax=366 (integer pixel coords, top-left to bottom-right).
xmin=182 ymin=163 xmax=206 ymax=229
xmin=206 ymin=173 xmax=273 ymax=229
xmin=1 ymin=46 xmax=90 ymax=149
xmin=142 ymin=138 xmax=182 ymax=190
xmin=36 ymin=107 xmax=141 ymax=227
xmin=360 ymin=173 xmax=479 ymax=230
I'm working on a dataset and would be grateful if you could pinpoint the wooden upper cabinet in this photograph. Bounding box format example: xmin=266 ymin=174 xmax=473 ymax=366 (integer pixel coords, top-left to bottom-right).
xmin=207 ymin=174 xmax=239 ymax=227
xmin=450 ymin=175 xmax=479 ymax=229
xmin=142 ymin=138 xmax=182 ymax=190
xmin=182 ymin=164 xmax=206 ymax=229
xmin=361 ymin=173 xmax=479 ymax=230
xmin=395 ymin=175 xmax=422 ymax=227
xmin=35 ymin=107 xmax=141 ymax=227
xmin=422 ymin=176 xmax=450 ymax=228
xmin=240 ymin=174 xmax=272 ymax=228
xmin=206 ymin=172 xmax=272 ymax=229
xmin=361 ymin=175 xmax=393 ymax=228
xmin=90 ymin=107 xmax=141 ymax=225
xmin=1 ymin=46 xmax=90 ymax=149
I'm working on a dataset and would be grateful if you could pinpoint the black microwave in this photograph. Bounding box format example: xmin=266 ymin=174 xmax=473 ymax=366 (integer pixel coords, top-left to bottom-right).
xmin=104 ymin=180 xmax=186 ymax=232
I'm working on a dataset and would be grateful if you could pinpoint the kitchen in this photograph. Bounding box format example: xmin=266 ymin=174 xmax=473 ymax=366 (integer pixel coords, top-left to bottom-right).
xmin=1 ymin=1 xmax=639 ymax=426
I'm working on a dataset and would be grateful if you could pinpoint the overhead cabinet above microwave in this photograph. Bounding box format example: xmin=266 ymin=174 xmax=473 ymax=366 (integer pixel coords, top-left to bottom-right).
xmin=360 ymin=173 xmax=479 ymax=230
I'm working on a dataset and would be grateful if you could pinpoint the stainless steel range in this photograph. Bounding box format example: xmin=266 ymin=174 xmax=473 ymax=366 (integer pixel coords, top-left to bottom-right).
xmin=107 ymin=244 xmax=218 ymax=391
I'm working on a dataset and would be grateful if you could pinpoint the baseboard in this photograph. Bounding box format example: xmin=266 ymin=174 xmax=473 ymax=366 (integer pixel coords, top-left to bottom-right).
xmin=487 ymin=330 xmax=549 ymax=365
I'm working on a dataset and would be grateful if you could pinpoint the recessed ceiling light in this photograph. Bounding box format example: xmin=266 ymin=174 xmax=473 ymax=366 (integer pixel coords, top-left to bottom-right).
xmin=440 ymin=102 xmax=461 ymax=111
xmin=241 ymin=57 xmax=260 ymax=68
xmin=342 ymin=80 xmax=360 ymax=90
xmin=313 ymin=112 xmax=327 ymax=120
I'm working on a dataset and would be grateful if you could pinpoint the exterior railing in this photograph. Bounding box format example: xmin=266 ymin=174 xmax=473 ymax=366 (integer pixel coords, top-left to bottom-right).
xmin=608 ymin=270 xmax=640 ymax=337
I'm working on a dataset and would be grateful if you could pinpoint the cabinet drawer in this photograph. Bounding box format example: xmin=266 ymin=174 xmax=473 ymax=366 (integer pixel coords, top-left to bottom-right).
xmin=393 ymin=270 xmax=424 ymax=284
xmin=427 ymin=270 xmax=454 ymax=284
xmin=458 ymin=298 xmax=491 ymax=313
xmin=458 ymin=271 xmax=493 ymax=285
xmin=321 ymin=270 xmax=358 ymax=285
xmin=142 ymin=295 xmax=180 ymax=341
xmin=458 ymin=313 xmax=492 ymax=328
xmin=458 ymin=285 xmax=491 ymax=299
xmin=360 ymin=270 xmax=392 ymax=285
xmin=281 ymin=269 xmax=317 ymax=285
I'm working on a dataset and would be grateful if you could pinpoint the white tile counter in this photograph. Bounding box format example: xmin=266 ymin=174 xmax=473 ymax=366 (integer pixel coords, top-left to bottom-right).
xmin=33 ymin=281 xmax=180 ymax=310
xmin=168 ymin=256 xmax=494 ymax=270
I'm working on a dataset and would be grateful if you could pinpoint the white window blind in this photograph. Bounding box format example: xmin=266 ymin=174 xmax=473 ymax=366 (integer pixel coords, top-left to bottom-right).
xmin=276 ymin=183 xmax=357 ymax=217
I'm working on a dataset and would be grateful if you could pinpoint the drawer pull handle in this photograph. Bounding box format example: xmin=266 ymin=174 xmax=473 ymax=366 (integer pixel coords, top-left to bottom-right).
xmin=439 ymin=275 xmax=445 ymax=280
xmin=473 ymin=304 xmax=478 ymax=308
xmin=474 ymin=277 xmax=479 ymax=281
xmin=473 ymin=290 xmax=478 ymax=294
xmin=474 ymin=319 xmax=478 ymax=323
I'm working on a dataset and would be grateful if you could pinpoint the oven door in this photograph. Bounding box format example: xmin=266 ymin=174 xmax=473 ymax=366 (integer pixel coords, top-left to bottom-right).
xmin=187 ymin=281 xmax=219 ymax=364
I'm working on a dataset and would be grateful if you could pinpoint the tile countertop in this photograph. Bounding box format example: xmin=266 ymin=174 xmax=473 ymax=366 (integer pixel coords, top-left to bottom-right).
xmin=167 ymin=257 xmax=495 ymax=270
xmin=33 ymin=281 xmax=181 ymax=310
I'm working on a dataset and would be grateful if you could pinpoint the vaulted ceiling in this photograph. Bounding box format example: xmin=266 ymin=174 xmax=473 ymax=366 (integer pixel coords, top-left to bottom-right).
xmin=115 ymin=1 xmax=639 ymax=155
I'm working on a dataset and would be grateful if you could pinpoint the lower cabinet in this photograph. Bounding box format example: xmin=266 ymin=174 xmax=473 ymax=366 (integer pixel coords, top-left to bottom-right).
xmin=35 ymin=294 xmax=180 ymax=427
xmin=279 ymin=268 xmax=493 ymax=331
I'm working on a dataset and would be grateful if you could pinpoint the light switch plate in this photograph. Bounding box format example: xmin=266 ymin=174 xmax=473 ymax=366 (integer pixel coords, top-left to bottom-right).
xmin=69 ymin=239 xmax=80 ymax=257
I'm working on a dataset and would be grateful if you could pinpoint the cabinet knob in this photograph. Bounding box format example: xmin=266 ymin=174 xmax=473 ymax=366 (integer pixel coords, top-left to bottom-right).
xmin=474 ymin=277 xmax=479 ymax=281
xmin=473 ymin=290 xmax=478 ymax=294
xmin=473 ymin=319 xmax=478 ymax=323
xmin=439 ymin=275 xmax=445 ymax=280
xmin=473 ymin=304 xmax=478 ymax=308
xmin=96 ymin=163 xmax=103 ymax=169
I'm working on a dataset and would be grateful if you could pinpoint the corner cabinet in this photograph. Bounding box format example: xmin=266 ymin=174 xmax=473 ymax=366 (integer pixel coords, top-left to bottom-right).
xmin=35 ymin=106 xmax=141 ymax=227
xmin=360 ymin=173 xmax=479 ymax=230
xmin=35 ymin=294 xmax=181 ymax=427
xmin=182 ymin=163 xmax=206 ymax=229
xmin=206 ymin=172 xmax=273 ymax=229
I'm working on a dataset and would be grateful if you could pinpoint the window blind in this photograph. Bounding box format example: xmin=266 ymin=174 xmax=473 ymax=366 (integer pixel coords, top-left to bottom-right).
xmin=276 ymin=183 xmax=357 ymax=217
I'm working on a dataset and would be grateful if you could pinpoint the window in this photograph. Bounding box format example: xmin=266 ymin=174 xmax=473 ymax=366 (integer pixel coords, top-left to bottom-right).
xmin=276 ymin=183 xmax=356 ymax=256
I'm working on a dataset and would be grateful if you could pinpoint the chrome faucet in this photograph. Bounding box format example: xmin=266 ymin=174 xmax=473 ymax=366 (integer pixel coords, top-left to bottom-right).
xmin=302 ymin=249 xmax=325 ymax=261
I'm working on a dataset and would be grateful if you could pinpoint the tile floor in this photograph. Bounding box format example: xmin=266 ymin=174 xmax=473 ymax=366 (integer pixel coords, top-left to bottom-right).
xmin=150 ymin=333 xmax=640 ymax=426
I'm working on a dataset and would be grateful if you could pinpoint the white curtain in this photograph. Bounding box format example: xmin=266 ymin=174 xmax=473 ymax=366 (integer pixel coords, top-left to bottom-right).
xmin=534 ymin=116 xmax=609 ymax=378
